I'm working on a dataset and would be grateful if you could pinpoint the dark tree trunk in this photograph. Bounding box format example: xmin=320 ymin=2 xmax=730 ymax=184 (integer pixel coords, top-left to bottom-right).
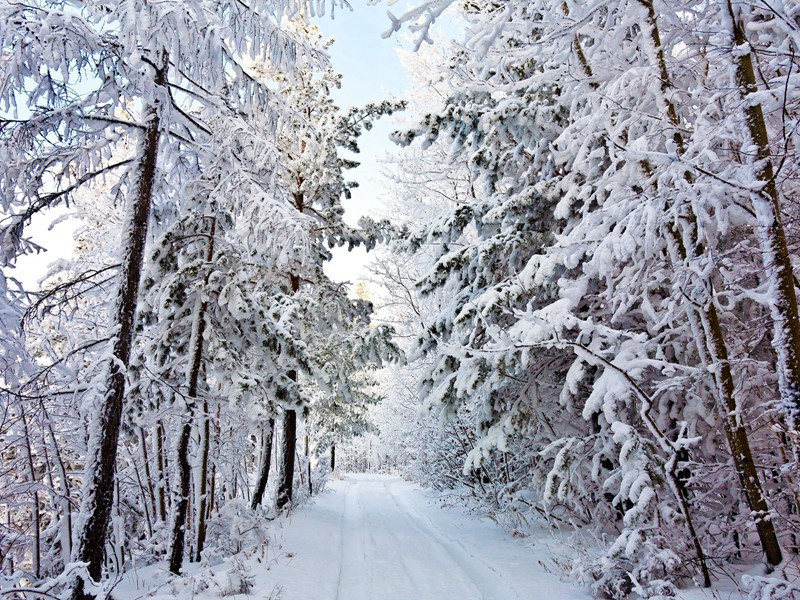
xmin=330 ymin=444 xmax=335 ymax=472
xmin=71 ymin=55 xmax=169 ymax=600
xmin=139 ymin=427 xmax=157 ymax=527
xmin=155 ymin=421 xmax=167 ymax=522
xmin=724 ymin=0 xmax=800 ymax=440
xmin=169 ymin=217 xmax=215 ymax=575
xmin=194 ymin=397 xmax=210 ymax=562
xmin=276 ymin=404 xmax=297 ymax=510
xmin=305 ymin=433 xmax=312 ymax=496
xmin=168 ymin=419 xmax=192 ymax=574
xmin=250 ymin=418 xmax=275 ymax=510
xmin=276 ymin=269 xmax=301 ymax=511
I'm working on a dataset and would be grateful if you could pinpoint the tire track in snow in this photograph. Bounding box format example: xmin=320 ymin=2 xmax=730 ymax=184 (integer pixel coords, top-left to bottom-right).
xmin=338 ymin=476 xmax=481 ymax=599
xmin=333 ymin=480 xmax=354 ymax=600
xmin=360 ymin=481 xmax=420 ymax=595
xmin=380 ymin=481 xmax=490 ymax=599
xmin=384 ymin=479 xmax=524 ymax=600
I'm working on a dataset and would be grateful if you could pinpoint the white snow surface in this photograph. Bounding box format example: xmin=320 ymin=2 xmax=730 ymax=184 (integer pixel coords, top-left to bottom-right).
xmin=118 ymin=474 xmax=591 ymax=599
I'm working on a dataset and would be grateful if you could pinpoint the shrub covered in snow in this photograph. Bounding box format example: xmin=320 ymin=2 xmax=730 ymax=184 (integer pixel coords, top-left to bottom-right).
xmin=202 ymin=499 xmax=273 ymax=561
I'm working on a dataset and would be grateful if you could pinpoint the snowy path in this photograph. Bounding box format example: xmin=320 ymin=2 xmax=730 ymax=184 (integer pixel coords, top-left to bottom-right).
xmin=253 ymin=474 xmax=587 ymax=600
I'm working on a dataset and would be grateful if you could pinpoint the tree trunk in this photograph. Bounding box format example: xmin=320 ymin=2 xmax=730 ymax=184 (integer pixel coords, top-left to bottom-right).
xmin=71 ymin=54 xmax=169 ymax=599
xmin=37 ymin=400 xmax=72 ymax=563
xmin=207 ymin=403 xmax=221 ymax=519
xmin=635 ymin=0 xmax=782 ymax=569
xmin=305 ymin=433 xmax=312 ymax=496
xmin=250 ymin=418 xmax=275 ymax=510
xmin=277 ymin=267 xmax=302 ymax=511
xmin=168 ymin=420 xmax=192 ymax=574
xmin=4 ymin=509 xmax=12 ymax=574
xmin=330 ymin=444 xmax=335 ymax=472
xmin=194 ymin=397 xmax=210 ymax=562
xmin=20 ymin=410 xmax=40 ymax=580
xmin=155 ymin=421 xmax=167 ymax=522
xmin=126 ymin=439 xmax=153 ymax=539
xmin=138 ymin=427 xmax=157 ymax=528
xmin=704 ymin=303 xmax=783 ymax=566
xmin=168 ymin=217 xmax=215 ymax=575
xmin=276 ymin=405 xmax=297 ymax=510
xmin=723 ymin=0 xmax=800 ymax=436
xmin=110 ymin=479 xmax=125 ymax=575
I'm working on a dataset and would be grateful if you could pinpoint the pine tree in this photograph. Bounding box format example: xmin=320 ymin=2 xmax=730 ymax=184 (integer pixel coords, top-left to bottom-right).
xmin=267 ymin=21 xmax=403 ymax=510
xmin=383 ymin=0 xmax=798 ymax=592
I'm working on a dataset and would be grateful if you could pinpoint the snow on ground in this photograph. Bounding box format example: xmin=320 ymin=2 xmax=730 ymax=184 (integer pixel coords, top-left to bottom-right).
xmin=117 ymin=473 xmax=779 ymax=599
xmin=117 ymin=474 xmax=592 ymax=599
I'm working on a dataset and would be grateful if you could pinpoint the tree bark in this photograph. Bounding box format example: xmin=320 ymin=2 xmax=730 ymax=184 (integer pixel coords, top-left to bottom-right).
xmin=207 ymin=403 xmax=221 ymax=519
xmin=250 ymin=418 xmax=275 ymax=510
xmin=138 ymin=427 xmax=157 ymax=529
xmin=305 ymin=433 xmax=312 ymax=496
xmin=704 ymin=302 xmax=784 ymax=566
xmin=155 ymin=421 xmax=167 ymax=522
xmin=20 ymin=410 xmax=40 ymax=580
xmin=71 ymin=54 xmax=169 ymax=599
xmin=330 ymin=444 xmax=335 ymax=472
xmin=41 ymin=407 xmax=72 ymax=562
xmin=169 ymin=217 xmax=215 ymax=575
xmin=724 ymin=0 xmax=800 ymax=436
xmin=168 ymin=419 xmax=192 ymax=574
xmin=277 ymin=264 xmax=302 ymax=511
xmin=635 ymin=0 xmax=782 ymax=569
xmin=4 ymin=510 xmax=12 ymax=575
xmin=276 ymin=404 xmax=297 ymax=510
xmin=194 ymin=397 xmax=210 ymax=562
xmin=125 ymin=439 xmax=153 ymax=539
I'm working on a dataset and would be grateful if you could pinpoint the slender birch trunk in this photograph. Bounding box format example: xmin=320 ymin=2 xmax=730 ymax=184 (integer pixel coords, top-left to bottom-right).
xmin=138 ymin=427 xmax=157 ymax=528
xmin=155 ymin=421 xmax=167 ymax=522
xmin=40 ymin=403 xmax=72 ymax=562
xmin=207 ymin=403 xmax=221 ymax=518
xmin=20 ymin=410 xmax=40 ymax=580
xmin=125 ymin=440 xmax=153 ymax=539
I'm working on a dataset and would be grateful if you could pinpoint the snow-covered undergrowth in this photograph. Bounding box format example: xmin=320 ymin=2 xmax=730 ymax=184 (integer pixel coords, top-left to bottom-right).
xmin=114 ymin=493 xmax=306 ymax=600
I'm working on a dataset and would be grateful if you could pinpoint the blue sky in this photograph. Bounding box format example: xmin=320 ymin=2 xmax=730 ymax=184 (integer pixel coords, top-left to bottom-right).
xmin=315 ymin=3 xmax=413 ymax=285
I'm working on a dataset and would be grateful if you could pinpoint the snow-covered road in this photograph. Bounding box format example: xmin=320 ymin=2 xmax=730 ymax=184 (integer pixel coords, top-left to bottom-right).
xmin=259 ymin=474 xmax=587 ymax=600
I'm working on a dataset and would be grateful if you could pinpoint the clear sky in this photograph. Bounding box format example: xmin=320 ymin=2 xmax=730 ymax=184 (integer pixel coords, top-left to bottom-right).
xmin=314 ymin=2 xmax=413 ymax=285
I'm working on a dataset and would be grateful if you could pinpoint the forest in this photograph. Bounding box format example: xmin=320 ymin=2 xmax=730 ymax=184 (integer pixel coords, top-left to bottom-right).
xmin=0 ymin=0 xmax=799 ymax=599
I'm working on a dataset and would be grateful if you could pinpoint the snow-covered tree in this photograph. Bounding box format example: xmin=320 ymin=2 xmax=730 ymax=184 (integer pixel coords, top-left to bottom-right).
xmin=262 ymin=21 xmax=403 ymax=510
xmin=0 ymin=0 xmax=347 ymax=594
xmin=380 ymin=0 xmax=800 ymax=595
